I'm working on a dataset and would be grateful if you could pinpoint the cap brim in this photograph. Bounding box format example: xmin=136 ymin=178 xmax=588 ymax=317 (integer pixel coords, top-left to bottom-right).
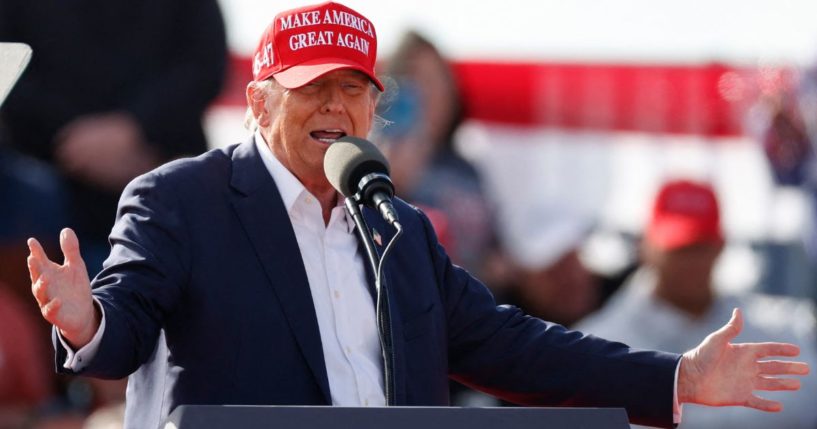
xmin=646 ymin=217 xmax=723 ymax=250
xmin=273 ymin=58 xmax=384 ymax=91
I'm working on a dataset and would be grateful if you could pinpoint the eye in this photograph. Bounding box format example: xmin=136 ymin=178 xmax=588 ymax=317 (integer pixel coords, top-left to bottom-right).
xmin=341 ymin=80 xmax=366 ymax=95
xmin=298 ymin=80 xmax=322 ymax=95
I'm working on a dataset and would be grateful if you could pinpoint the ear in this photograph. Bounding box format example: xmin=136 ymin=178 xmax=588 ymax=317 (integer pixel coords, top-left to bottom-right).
xmin=246 ymin=82 xmax=272 ymax=127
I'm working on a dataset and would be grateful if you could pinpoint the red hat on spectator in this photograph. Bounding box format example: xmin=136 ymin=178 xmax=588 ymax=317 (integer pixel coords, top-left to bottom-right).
xmin=252 ymin=1 xmax=384 ymax=91
xmin=646 ymin=180 xmax=723 ymax=250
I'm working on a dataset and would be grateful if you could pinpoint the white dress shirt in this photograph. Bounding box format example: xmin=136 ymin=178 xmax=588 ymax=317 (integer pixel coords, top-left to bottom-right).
xmin=61 ymin=132 xmax=385 ymax=407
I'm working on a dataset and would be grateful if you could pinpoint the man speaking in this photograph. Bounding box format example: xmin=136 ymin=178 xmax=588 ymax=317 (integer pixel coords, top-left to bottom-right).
xmin=26 ymin=2 xmax=808 ymax=428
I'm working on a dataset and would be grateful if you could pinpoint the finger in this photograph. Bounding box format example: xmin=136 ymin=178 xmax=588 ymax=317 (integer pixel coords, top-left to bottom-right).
xmin=711 ymin=307 xmax=743 ymax=343
xmin=759 ymin=360 xmax=810 ymax=376
xmin=60 ymin=228 xmax=86 ymax=269
xmin=755 ymin=377 xmax=801 ymax=391
xmin=40 ymin=298 xmax=62 ymax=324
xmin=27 ymin=237 xmax=56 ymax=279
xmin=31 ymin=277 xmax=51 ymax=306
xmin=750 ymin=342 xmax=801 ymax=358
xmin=27 ymin=248 xmax=42 ymax=283
xmin=745 ymin=394 xmax=782 ymax=412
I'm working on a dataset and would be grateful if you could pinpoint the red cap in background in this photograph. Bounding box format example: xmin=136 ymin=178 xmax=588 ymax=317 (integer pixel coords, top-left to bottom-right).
xmin=252 ymin=1 xmax=383 ymax=91
xmin=646 ymin=180 xmax=723 ymax=250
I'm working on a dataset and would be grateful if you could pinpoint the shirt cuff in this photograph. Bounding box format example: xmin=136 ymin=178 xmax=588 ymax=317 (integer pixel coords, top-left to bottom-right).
xmin=58 ymin=297 xmax=106 ymax=371
xmin=673 ymin=358 xmax=683 ymax=424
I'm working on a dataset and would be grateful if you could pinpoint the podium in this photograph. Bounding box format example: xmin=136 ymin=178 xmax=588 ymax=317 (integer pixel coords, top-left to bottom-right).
xmin=164 ymin=405 xmax=630 ymax=429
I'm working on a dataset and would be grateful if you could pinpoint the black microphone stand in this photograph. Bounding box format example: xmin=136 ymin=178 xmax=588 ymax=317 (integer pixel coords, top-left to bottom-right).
xmin=343 ymin=197 xmax=398 ymax=406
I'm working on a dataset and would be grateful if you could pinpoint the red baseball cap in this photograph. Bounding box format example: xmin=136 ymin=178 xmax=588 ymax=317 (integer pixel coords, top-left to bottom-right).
xmin=252 ymin=1 xmax=384 ymax=91
xmin=646 ymin=180 xmax=723 ymax=250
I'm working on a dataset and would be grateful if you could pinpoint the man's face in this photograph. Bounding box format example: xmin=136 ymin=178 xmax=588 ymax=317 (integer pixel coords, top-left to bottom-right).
xmin=260 ymin=69 xmax=376 ymax=190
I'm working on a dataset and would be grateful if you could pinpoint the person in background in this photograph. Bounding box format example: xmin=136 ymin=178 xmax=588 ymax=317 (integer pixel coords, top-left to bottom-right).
xmin=376 ymin=30 xmax=508 ymax=287
xmin=375 ymin=31 xmax=513 ymax=406
xmin=576 ymin=179 xmax=817 ymax=429
xmin=377 ymin=30 xmax=604 ymax=330
xmin=502 ymin=221 xmax=599 ymax=327
xmin=0 ymin=0 xmax=227 ymax=275
xmin=751 ymin=67 xmax=817 ymax=299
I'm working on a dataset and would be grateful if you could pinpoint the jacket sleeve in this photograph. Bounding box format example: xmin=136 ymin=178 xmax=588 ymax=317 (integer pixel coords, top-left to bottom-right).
xmin=54 ymin=170 xmax=191 ymax=379
xmin=415 ymin=208 xmax=680 ymax=428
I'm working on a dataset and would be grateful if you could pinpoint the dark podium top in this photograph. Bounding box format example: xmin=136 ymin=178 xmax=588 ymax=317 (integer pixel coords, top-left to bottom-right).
xmin=164 ymin=405 xmax=630 ymax=429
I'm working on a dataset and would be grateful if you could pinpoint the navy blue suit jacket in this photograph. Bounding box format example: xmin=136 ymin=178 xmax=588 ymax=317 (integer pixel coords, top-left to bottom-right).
xmin=55 ymin=137 xmax=680 ymax=428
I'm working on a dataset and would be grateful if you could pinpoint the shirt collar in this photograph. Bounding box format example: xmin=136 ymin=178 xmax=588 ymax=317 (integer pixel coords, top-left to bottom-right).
xmin=254 ymin=130 xmax=304 ymax=214
xmin=253 ymin=130 xmax=356 ymax=233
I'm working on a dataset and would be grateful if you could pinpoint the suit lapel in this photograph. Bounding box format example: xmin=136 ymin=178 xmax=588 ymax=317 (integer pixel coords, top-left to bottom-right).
xmin=361 ymin=208 xmax=407 ymax=405
xmin=229 ymin=137 xmax=331 ymax=404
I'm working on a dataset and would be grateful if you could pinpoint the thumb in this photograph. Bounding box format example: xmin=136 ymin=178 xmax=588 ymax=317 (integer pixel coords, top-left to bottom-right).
xmin=711 ymin=307 xmax=743 ymax=344
xmin=60 ymin=228 xmax=86 ymax=269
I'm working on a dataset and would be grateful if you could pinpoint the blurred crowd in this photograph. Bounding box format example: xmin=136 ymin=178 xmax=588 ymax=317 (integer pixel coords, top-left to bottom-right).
xmin=2 ymin=2 xmax=817 ymax=429
xmin=1 ymin=0 xmax=226 ymax=427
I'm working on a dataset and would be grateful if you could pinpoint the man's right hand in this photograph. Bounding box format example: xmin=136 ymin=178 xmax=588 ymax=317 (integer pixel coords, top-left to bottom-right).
xmin=677 ymin=308 xmax=809 ymax=411
xmin=28 ymin=228 xmax=99 ymax=349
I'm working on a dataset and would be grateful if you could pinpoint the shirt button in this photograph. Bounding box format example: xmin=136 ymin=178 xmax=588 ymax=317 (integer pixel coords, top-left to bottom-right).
xmin=364 ymin=399 xmax=369 ymax=406
xmin=334 ymin=290 xmax=341 ymax=299
xmin=345 ymin=346 xmax=351 ymax=355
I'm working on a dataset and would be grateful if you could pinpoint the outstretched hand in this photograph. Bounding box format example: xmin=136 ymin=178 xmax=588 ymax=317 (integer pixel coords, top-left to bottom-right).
xmin=678 ymin=308 xmax=809 ymax=411
xmin=28 ymin=228 xmax=99 ymax=349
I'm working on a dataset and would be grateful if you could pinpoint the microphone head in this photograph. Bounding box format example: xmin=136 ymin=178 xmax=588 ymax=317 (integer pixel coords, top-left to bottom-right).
xmin=324 ymin=136 xmax=390 ymax=197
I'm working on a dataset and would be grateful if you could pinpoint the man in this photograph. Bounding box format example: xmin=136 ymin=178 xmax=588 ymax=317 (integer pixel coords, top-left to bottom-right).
xmin=576 ymin=179 xmax=817 ymax=428
xmin=26 ymin=3 xmax=808 ymax=429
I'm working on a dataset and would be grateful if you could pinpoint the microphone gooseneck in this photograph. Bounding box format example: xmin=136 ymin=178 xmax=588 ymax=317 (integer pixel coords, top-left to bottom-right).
xmin=324 ymin=136 xmax=404 ymax=406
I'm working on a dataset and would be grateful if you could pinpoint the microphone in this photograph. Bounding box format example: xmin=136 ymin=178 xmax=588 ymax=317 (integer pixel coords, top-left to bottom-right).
xmin=324 ymin=136 xmax=400 ymax=226
xmin=325 ymin=136 xmax=401 ymax=405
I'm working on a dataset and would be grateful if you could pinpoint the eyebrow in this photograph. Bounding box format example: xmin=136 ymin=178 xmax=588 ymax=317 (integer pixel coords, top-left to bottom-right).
xmin=337 ymin=70 xmax=370 ymax=80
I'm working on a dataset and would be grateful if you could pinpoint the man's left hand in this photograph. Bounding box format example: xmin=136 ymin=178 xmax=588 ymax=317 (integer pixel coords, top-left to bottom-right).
xmin=678 ymin=308 xmax=810 ymax=411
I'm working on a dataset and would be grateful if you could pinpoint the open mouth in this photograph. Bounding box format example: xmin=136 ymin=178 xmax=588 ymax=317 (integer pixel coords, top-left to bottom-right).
xmin=310 ymin=129 xmax=347 ymax=144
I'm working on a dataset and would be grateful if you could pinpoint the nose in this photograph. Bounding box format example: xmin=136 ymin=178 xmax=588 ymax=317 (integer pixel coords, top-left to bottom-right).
xmin=320 ymin=84 xmax=345 ymax=115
